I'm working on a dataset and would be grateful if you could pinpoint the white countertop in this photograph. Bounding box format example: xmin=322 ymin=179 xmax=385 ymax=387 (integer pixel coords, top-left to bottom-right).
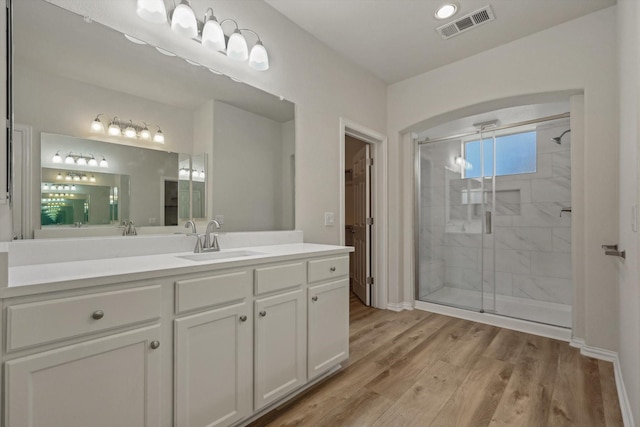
xmin=3 ymin=243 xmax=354 ymax=298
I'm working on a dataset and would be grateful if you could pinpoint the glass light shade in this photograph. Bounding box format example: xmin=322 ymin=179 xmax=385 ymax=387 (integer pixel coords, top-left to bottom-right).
xmin=76 ymin=157 xmax=87 ymax=166
xmin=108 ymin=123 xmax=121 ymax=136
xmin=90 ymin=117 xmax=104 ymax=133
xmin=88 ymin=156 xmax=98 ymax=167
xmin=65 ymin=175 xmax=72 ymax=181
xmin=64 ymin=185 xmax=70 ymax=190
xmin=100 ymin=157 xmax=109 ymax=168
xmin=153 ymin=129 xmax=165 ymax=144
xmin=71 ymin=185 xmax=76 ymax=190
xmin=136 ymin=0 xmax=167 ymax=24
xmin=90 ymin=176 xmax=96 ymax=183
xmin=73 ymin=175 xmax=80 ymax=181
xmin=249 ymin=41 xmax=269 ymax=71
xmin=65 ymin=154 xmax=75 ymax=164
xmin=140 ymin=128 xmax=151 ymax=139
xmin=227 ymin=30 xmax=248 ymax=61
xmin=52 ymin=152 xmax=62 ymax=163
xmin=171 ymin=4 xmax=198 ymax=39
xmin=202 ymin=19 xmax=225 ymax=51
xmin=43 ymin=184 xmax=49 ymax=190
xmin=435 ymin=4 xmax=457 ymax=19
xmin=124 ymin=125 xmax=137 ymax=138
xmin=81 ymin=175 xmax=88 ymax=181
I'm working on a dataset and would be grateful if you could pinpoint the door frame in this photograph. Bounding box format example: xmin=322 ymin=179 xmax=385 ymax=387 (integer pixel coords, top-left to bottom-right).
xmin=339 ymin=118 xmax=387 ymax=310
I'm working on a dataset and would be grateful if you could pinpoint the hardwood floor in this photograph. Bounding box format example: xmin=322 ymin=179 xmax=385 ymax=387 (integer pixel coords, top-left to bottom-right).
xmin=249 ymin=294 xmax=623 ymax=427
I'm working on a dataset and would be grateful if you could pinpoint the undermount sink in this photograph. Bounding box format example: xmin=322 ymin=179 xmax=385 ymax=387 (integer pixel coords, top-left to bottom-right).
xmin=177 ymin=250 xmax=266 ymax=262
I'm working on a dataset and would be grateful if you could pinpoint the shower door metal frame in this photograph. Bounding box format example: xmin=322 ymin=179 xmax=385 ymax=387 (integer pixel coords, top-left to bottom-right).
xmin=413 ymin=111 xmax=571 ymax=312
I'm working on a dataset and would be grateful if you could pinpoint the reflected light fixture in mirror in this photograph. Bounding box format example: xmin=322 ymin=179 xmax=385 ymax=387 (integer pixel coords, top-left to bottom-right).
xmin=90 ymin=114 xmax=105 ymax=133
xmin=52 ymin=152 xmax=62 ymax=163
xmin=108 ymin=117 xmax=122 ymax=136
xmin=92 ymin=116 xmax=165 ymax=143
xmin=136 ymin=0 xmax=269 ymax=71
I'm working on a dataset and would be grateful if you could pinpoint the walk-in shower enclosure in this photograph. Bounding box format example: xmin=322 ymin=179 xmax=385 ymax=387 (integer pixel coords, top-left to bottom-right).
xmin=415 ymin=114 xmax=572 ymax=328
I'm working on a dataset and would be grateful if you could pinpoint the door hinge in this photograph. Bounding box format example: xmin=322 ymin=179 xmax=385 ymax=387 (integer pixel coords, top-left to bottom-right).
xmin=367 ymin=158 xmax=373 ymax=166
xmin=366 ymin=217 xmax=374 ymax=225
xmin=366 ymin=277 xmax=374 ymax=285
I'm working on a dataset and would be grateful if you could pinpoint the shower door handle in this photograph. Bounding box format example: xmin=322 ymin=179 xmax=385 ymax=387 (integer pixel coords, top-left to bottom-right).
xmin=485 ymin=211 xmax=492 ymax=234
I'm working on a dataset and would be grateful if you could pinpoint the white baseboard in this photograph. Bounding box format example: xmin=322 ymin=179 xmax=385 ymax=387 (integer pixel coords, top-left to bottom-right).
xmin=570 ymin=339 xmax=635 ymax=427
xmin=386 ymin=301 xmax=414 ymax=312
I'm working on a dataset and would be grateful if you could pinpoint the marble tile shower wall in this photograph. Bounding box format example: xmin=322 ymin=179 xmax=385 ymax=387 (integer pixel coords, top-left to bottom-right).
xmin=418 ymin=122 xmax=572 ymax=305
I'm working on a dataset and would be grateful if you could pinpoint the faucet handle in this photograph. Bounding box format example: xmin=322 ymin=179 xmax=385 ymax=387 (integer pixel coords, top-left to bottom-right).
xmin=211 ymin=234 xmax=220 ymax=252
xmin=194 ymin=234 xmax=204 ymax=253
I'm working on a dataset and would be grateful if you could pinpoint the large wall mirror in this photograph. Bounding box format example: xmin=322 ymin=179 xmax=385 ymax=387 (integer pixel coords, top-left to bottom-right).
xmin=12 ymin=0 xmax=295 ymax=238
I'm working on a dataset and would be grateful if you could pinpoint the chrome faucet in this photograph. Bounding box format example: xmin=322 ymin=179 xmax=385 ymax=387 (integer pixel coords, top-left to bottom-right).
xmin=184 ymin=220 xmax=197 ymax=235
xmin=122 ymin=220 xmax=137 ymax=236
xmin=203 ymin=219 xmax=221 ymax=252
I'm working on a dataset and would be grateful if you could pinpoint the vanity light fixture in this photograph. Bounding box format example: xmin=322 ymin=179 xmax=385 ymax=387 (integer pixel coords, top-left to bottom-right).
xmin=88 ymin=156 xmax=98 ymax=167
xmin=153 ymin=126 xmax=165 ymax=144
xmin=52 ymin=152 xmax=62 ymax=163
xmin=171 ymin=1 xmax=198 ymax=39
xmin=64 ymin=153 xmax=75 ymax=164
xmin=56 ymin=172 xmax=63 ymax=180
xmin=76 ymin=155 xmax=87 ymax=166
xmin=90 ymin=114 xmax=105 ymax=133
xmin=136 ymin=0 xmax=167 ymax=24
xmin=90 ymin=175 xmax=96 ymax=183
xmin=108 ymin=117 xmax=122 ymax=136
xmin=435 ymin=3 xmax=458 ymax=20
xmin=136 ymin=1 xmax=269 ymax=71
xmin=124 ymin=121 xmax=138 ymax=138
xmin=139 ymin=123 xmax=151 ymax=140
xmin=100 ymin=157 xmax=109 ymax=168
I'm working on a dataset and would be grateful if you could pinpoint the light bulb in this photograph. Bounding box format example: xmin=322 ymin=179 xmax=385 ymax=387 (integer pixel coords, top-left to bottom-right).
xmin=249 ymin=41 xmax=269 ymax=71
xmin=43 ymin=184 xmax=50 ymax=190
xmin=65 ymin=175 xmax=72 ymax=181
xmin=90 ymin=175 xmax=96 ymax=183
xmin=65 ymin=154 xmax=75 ymax=164
xmin=171 ymin=3 xmax=198 ymax=39
xmin=108 ymin=121 xmax=121 ymax=136
xmin=90 ymin=115 xmax=104 ymax=133
xmin=52 ymin=152 xmax=62 ymax=163
xmin=71 ymin=185 xmax=76 ymax=190
xmin=136 ymin=0 xmax=167 ymax=24
xmin=100 ymin=157 xmax=109 ymax=168
xmin=81 ymin=175 xmax=88 ymax=181
xmin=202 ymin=17 xmax=225 ymax=51
xmin=435 ymin=4 xmax=458 ymax=20
xmin=140 ymin=125 xmax=151 ymax=140
xmin=64 ymin=186 xmax=70 ymax=190
xmin=153 ymin=129 xmax=165 ymax=144
xmin=227 ymin=29 xmax=248 ymax=61
xmin=124 ymin=122 xmax=137 ymax=138
xmin=73 ymin=175 xmax=80 ymax=181
xmin=88 ymin=156 xmax=98 ymax=167
xmin=76 ymin=156 xmax=87 ymax=166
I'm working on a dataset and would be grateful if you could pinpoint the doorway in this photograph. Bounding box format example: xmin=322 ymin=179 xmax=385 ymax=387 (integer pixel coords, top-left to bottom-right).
xmin=345 ymin=135 xmax=373 ymax=306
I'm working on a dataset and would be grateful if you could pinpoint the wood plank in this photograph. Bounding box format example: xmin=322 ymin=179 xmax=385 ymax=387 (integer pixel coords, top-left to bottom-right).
xmin=314 ymin=389 xmax=393 ymax=427
xmin=489 ymin=334 xmax=561 ymax=427
xmin=371 ymin=360 xmax=470 ymax=427
xmin=428 ymin=356 xmax=514 ymax=427
xmin=482 ymin=328 xmax=528 ymax=364
xmin=598 ymin=360 xmax=624 ymax=427
xmin=439 ymin=321 xmax=500 ymax=368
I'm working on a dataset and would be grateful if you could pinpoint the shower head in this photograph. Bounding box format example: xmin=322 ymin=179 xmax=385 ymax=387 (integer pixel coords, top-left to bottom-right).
xmin=552 ymin=129 xmax=571 ymax=144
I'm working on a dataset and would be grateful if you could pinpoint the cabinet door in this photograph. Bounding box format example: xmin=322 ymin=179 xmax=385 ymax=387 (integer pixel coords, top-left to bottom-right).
xmin=254 ymin=289 xmax=306 ymax=410
xmin=5 ymin=325 xmax=161 ymax=427
xmin=174 ymin=302 xmax=252 ymax=427
xmin=308 ymin=279 xmax=350 ymax=380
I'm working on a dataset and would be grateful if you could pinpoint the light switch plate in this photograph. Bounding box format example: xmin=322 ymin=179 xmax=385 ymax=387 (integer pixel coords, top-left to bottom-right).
xmin=324 ymin=212 xmax=334 ymax=226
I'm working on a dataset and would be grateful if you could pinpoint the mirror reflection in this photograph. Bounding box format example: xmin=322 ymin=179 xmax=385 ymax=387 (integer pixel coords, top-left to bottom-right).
xmin=13 ymin=0 xmax=295 ymax=237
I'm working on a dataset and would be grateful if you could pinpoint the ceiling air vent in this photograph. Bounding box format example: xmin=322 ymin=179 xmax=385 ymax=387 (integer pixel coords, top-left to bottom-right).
xmin=436 ymin=5 xmax=495 ymax=40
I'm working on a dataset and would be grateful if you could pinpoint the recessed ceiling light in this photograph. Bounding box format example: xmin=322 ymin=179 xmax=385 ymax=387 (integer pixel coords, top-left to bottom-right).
xmin=435 ymin=3 xmax=458 ymax=20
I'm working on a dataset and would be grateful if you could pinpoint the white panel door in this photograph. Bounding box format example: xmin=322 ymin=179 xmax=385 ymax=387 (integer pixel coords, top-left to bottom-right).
xmin=254 ymin=289 xmax=306 ymax=410
xmin=5 ymin=325 xmax=162 ymax=427
xmin=352 ymin=144 xmax=371 ymax=305
xmin=307 ymin=278 xmax=349 ymax=380
xmin=174 ymin=302 xmax=252 ymax=427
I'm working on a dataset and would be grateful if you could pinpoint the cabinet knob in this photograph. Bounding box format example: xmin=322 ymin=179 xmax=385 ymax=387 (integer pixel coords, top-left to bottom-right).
xmin=312 ymin=296 xmax=318 ymax=302
xmin=259 ymin=311 xmax=267 ymax=317
xmin=150 ymin=340 xmax=160 ymax=350
xmin=92 ymin=310 xmax=104 ymax=320
xmin=239 ymin=315 xmax=248 ymax=322
xmin=330 ymin=267 xmax=336 ymax=272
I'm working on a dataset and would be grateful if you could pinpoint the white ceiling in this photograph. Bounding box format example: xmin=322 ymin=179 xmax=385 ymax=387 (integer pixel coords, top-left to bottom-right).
xmin=265 ymin=0 xmax=616 ymax=84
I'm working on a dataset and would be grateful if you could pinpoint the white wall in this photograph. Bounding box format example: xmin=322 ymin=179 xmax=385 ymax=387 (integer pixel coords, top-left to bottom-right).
xmin=40 ymin=0 xmax=387 ymax=245
xmin=617 ymin=0 xmax=640 ymax=424
xmin=212 ymin=101 xmax=285 ymax=231
xmin=388 ymin=8 xmax=619 ymax=351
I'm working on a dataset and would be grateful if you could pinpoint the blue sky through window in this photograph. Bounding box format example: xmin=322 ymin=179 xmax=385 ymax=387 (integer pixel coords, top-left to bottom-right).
xmin=463 ymin=131 xmax=536 ymax=178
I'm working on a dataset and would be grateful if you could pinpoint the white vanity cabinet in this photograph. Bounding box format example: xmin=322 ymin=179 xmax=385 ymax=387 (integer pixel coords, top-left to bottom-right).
xmin=253 ymin=262 xmax=307 ymax=410
xmin=3 ymin=286 xmax=164 ymax=427
xmin=174 ymin=270 xmax=253 ymax=427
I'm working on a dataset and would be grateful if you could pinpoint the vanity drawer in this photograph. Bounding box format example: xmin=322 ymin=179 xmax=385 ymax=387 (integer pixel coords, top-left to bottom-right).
xmin=307 ymin=256 xmax=349 ymax=284
xmin=6 ymin=285 xmax=162 ymax=352
xmin=254 ymin=262 xmax=305 ymax=295
xmin=175 ymin=270 xmax=251 ymax=314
